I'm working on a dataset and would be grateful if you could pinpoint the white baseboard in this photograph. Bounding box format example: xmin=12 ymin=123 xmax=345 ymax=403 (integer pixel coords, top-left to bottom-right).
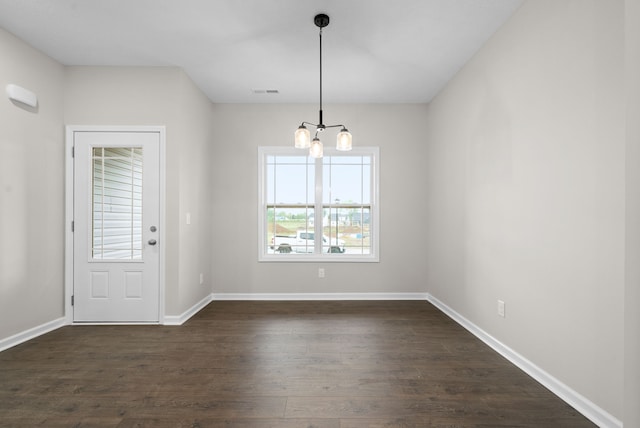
xmin=212 ymin=292 xmax=429 ymax=301
xmin=0 ymin=317 xmax=67 ymax=353
xmin=426 ymin=294 xmax=622 ymax=428
xmin=163 ymin=293 xmax=214 ymax=325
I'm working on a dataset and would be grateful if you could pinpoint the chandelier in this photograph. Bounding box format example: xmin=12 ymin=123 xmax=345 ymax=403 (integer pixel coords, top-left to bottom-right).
xmin=294 ymin=14 xmax=352 ymax=158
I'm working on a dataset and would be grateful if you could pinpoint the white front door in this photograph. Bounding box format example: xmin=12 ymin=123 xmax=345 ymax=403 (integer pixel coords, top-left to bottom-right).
xmin=72 ymin=130 xmax=160 ymax=322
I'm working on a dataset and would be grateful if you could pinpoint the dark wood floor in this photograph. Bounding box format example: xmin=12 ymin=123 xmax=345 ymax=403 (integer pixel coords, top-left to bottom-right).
xmin=0 ymin=301 xmax=595 ymax=427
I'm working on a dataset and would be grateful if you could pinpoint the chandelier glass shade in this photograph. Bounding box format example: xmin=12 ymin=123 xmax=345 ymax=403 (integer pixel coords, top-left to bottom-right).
xmin=294 ymin=125 xmax=311 ymax=149
xmin=336 ymin=127 xmax=352 ymax=151
xmin=309 ymin=137 xmax=323 ymax=158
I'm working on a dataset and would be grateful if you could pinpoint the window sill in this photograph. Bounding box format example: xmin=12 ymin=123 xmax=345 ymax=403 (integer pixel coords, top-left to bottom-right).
xmin=259 ymin=253 xmax=379 ymax=263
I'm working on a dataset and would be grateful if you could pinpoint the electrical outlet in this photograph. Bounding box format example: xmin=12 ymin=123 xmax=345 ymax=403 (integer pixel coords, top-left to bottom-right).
xmin=498 ymin=300 xmax=506 ymax=318
xmin=199 ymin=273 xmax=204 ymax=284
xmin=318 ymin=268 xmax=325 ymax=278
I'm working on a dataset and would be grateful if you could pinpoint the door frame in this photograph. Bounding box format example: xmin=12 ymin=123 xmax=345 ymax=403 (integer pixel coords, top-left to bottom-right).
xmin=64 ymin=125 xmax=166 ymax=325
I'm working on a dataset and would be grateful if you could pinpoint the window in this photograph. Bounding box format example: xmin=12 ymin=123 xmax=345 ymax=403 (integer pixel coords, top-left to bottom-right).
xmin=258 ymin=146 xmax=379 ymax=262
xmin=92 ymin=147 xmax=143 ymax=260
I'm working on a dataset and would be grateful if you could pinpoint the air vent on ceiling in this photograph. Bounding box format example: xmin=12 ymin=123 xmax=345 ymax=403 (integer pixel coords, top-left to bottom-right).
xmin=252 ymin=89 xmax=279 ymax=94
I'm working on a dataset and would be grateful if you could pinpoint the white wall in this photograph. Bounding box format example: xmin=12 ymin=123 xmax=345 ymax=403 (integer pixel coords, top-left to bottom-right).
xmin=424 ymin=0 xmax=625 ymax=421
xmin=625 ymin=0 xmax=640 ymax=425
xmin=176 ymin=71 xmax=214 ymax=312
xmin=64 ymin=66 xmax=213 ymax=316
xmin=0 ymin=28 xmax=65 ymax=340
xmin=209 ymin=104 xmax=429 ymax=295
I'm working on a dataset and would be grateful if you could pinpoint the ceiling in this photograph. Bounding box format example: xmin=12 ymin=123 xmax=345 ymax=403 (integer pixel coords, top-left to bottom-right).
xmin=0 ymin=0 xmax=523 ymax=104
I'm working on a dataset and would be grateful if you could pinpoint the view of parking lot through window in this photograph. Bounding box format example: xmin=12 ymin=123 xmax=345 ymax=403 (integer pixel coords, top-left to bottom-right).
xmin=264 ymin=152 xmax=373 ymax=256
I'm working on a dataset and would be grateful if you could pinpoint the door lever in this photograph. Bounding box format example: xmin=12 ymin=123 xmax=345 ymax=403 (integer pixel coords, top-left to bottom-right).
xmin=148 ymin=239 xmax=157 ymax=246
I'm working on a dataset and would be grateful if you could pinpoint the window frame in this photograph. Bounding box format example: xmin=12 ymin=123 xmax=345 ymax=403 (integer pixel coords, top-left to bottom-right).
xmin=258 ymin=146 xmax=380 ymax=263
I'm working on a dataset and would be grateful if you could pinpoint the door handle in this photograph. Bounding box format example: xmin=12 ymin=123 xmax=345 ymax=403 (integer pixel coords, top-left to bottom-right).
xmin=148 ymin=239 xmax=157 ymax=246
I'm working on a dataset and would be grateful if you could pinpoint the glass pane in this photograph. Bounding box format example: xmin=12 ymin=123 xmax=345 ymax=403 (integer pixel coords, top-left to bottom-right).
xmin=322 ymin=206 xmax=371 ymax=255
xmin=327 ymin=155 xmax=360 ymax=165
xmin=266 ymin=163 xmax=314 ymax=204
xmin=269 ymin=155 xmax=310 ymax=165
xmin=362 ymin=164 xmax=371 ymax=204
xmin=321 ymin=154 xmax=373 ymax=255
xmin=323 ymin=155 xmax=372 ymax=205
xmin=92 ymin=147 xmax=143 ymax=260
xmin=266 ymin=207 xmax=315 ymax=254
xmin=264 ymin=153 xmax=315 ymax=255
xmin=325 ymin=164 xmax=363 ymax=204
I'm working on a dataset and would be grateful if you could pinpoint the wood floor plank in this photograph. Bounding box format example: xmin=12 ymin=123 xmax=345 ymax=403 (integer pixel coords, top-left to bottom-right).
xmin=117 ymin=418 xmax=340 ymax=428
xmin=0 ymin=301 xmax=596 ymax=427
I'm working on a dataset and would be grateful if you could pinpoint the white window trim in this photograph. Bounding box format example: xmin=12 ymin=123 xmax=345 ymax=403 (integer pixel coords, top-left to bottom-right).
xmin=258 ymin=146 xmax=380 ymax=263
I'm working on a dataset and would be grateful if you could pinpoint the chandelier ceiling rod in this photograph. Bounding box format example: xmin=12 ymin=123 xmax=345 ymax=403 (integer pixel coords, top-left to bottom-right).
xmin=318 ymin=14 xmax=325 ymax=130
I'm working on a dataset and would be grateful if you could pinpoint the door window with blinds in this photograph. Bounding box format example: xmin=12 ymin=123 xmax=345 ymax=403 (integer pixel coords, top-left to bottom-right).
xmin=92 ymin=147 xmax=143 ymax=260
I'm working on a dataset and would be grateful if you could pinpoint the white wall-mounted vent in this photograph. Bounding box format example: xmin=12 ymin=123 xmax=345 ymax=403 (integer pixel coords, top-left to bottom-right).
xmin=6 ymin=84 xmax=38 ymax=108
xmin=252 ymin=89 xmax=279 ymax=94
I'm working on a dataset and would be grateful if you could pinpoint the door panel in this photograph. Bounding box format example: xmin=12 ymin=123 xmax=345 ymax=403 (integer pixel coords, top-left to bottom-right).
xmin=73 ymin=131 xmax=160 ymax=322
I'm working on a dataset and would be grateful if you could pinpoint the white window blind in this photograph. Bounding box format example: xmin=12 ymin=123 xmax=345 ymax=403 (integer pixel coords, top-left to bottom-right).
xmin=92 ymin=147 xmax=143 ymax=260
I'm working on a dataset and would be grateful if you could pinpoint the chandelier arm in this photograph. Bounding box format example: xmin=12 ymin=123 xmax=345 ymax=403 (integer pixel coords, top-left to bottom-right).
xmin=300 ymin=122 xmax=345 ymax=130
xmin=322 ymin=124 xmax=347 ymax=129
